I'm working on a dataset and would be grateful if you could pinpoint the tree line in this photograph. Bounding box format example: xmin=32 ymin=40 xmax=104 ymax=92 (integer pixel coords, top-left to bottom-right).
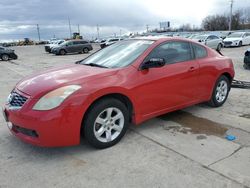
xmin=202 ymin=7 xmax=250 ymax=31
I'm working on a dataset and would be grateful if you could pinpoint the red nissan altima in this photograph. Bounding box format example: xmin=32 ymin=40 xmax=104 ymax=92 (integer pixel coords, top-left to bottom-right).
xmin=3 ymin=37 xmax=234 ymax=148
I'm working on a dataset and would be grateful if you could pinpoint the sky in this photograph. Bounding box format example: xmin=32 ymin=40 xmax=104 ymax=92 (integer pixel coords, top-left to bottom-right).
xmin=0 ymin=0 xmax=249 ymax=41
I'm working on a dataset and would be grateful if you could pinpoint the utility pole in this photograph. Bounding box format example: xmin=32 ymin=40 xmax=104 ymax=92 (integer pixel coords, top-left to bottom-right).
xmin=120 ymin=29 xmax=122 ymax=37
xmin=229 ymin=0 xmax=233 ymax=31
xmin=36 ymin=24 xmax=40 ymax=41
xmin=68 ymin=16 xmax=72 ymax=38
xmin=146 ymin=24 xmax=149 ymax=33
xmin=97 ymin=24 xmax=100 ymax=39
xmin=77 ymin=24 xmax=80 ymax=34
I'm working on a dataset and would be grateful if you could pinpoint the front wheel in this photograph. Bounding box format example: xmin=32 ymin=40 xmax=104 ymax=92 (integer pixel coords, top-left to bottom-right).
xmin=217 ymin=43 xmax=222 ymax=51
xmin=1 ymin=54 xmax=9 ymax=61
xmin=59 ymin=49 xmax=66 ymax=55
xmin=83 ymin=98 xmax=129 ymax=149
xmin=208 ymin=75 xmax=230 ymax=107
xmin=238 ymin=41 xmax=242 ymax=47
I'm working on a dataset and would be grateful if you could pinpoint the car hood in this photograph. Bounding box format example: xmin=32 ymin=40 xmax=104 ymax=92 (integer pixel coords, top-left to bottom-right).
xmin=16 ymin=64 xmax=118 ymax=98
xmin=224 ymin=37 xmax=242 ymax=41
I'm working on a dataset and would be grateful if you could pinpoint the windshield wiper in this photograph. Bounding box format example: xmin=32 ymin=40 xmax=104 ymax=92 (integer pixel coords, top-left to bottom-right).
xmin=83 ymin=63 xmax=108 ymax=68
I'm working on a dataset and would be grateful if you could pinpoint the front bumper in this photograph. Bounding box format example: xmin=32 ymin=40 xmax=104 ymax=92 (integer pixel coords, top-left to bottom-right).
xmin=2 ymin=94 xmax=88 ymax=147
xmin=223 ymin=41 xmax=240 ymax=47
xmin=9 ymin=53 xmax=18 ymax=60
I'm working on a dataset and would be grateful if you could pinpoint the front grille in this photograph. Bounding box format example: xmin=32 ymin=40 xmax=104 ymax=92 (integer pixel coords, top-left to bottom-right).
xmin=9 ymin=91 xmax=28 ymax=108
xmin=224 ymin=41 xmax=232 ymax=45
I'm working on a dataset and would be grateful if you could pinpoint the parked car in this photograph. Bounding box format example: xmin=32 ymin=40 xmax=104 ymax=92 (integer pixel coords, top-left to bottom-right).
xmin=100 ymin=38 xmax=122 ymax=48
xmin=3 ymin=37 xmax=234 ymax=149
xmin=51 ymin=40 xmax=93 ymax=55
xmin=191 ymin=34 xmax=223 ymax=51
xmin=223 ymin=32 xmax=250 ymax=47
xmin=0 ymin=47 xmax=18 ymax=61
xmin=44 ymin=40 xmax=65 ymax=53
xmin=244 ymin=48 xmax=250 ymax=69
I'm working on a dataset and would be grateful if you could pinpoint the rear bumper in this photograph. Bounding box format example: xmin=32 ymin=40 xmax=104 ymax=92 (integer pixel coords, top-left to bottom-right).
xmin=244 ymin=56 xmax=250 ymax=65
xmin=44 ymin=46 xmax=51 ymax=53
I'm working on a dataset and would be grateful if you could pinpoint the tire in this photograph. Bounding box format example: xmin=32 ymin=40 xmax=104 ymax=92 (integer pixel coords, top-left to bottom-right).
xmin=83 ymin=98 xmax=129 ymax=149
xmin=59 ymin=49 xmax=66 ymax=55
xmin=217 ymin=43 xmax=222 ymax=51
xmin=1 ymin=54 xmax=9 ymax=61
xmin=238 ymin=41 xmax=242 ymax=47
xmin=83 ymin=48 xmax=89 ymax=53
xmin=208 ymin=75 xmax=230 ymax=107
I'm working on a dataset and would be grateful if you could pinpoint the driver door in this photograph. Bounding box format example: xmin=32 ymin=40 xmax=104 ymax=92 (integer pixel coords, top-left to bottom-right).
xmin=135 ymin=41 xmax=199 ymax=116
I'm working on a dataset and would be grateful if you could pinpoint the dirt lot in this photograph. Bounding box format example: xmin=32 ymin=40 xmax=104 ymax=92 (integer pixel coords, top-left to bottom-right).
xmin=0 ymin=44 xmax=250 ymax=188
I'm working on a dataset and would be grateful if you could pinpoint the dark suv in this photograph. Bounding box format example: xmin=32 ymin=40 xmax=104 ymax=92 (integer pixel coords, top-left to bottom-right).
xmin=52 ymin=40 xmax=93 ymax=55
xmin=0 ymin=47 xmax=18 ymax=61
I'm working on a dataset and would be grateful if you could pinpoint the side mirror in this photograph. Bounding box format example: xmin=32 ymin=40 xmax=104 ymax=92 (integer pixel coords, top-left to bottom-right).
xmin=141 ymin=58 xmax=165 ymax=70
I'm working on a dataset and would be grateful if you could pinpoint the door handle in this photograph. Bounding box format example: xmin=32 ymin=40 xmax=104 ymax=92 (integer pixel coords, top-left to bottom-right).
xmin=188 ymin=66 xmax=196 ymax=72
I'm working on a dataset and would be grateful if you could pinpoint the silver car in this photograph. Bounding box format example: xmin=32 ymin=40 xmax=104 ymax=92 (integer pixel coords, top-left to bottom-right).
xmin=191 ymin=34 xmax=223 ymax=51
xmin=52 ymin=40 xmax=93 ymax=55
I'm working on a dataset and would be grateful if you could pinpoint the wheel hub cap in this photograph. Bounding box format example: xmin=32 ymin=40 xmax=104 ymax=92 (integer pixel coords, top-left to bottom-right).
xmin=94 ymin=107 xmax=124 ymax=143
xmin=215 ymin=80 xmax=228 ymax=103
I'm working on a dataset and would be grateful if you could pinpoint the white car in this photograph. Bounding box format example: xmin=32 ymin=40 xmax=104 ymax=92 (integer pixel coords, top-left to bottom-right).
xmin=223 ymin=32 xmax=250 ymax=47
xmin=100 ymin=38 xmax=122 ymax=48
xmin=45 ymin=40 xmax=65 ymax=53
xmin=191 ymin=34 xmax=223 ymax=51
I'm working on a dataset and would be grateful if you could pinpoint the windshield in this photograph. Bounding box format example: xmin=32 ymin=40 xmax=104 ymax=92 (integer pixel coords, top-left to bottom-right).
xmin=227 ymin=33 xmax=244 ymax=38
xmin=59 ymin=41 xmax=68 ymax=46
xmin=80 ymin=40 xmax=153 ymax=68
xmin=192 ymin=35 xmax=207 ymax=40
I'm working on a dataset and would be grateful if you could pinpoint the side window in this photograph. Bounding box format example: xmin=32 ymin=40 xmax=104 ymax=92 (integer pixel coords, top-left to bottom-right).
xmin=211 ymin=35 xmax=219 ymax=40
xmin=67 ymin=42 xmax=73 ymax=46
xmin=147 ymin=41 xmax=193 ymax=64
xmin=207 ymin=36 xmax=213 ymax=41
xmin=81 ymin=41 xmax=88 ymax=44
xmin=73 ymin=41 xmax=81 ymax=45
xmin=193 ymin=44 xmax=207 ymax=59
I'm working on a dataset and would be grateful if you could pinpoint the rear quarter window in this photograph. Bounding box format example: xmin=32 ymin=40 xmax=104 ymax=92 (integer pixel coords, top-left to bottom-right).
xmin=193 ymin=44 xmax=208 ymax=59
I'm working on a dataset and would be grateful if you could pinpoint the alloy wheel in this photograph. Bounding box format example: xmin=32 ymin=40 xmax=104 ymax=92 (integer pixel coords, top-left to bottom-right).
xmin=94 ymin=107 xmax=124 ymax=143
xmin=215 ymin=80 xmax=228 ymax=103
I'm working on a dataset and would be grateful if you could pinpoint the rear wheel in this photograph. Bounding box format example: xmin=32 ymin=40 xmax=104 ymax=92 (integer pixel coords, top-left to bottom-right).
xmin=59 ymin=49 xmax=66 ymax=55
xmin=83 ymin=48 xmax=89 ymax=53
xmin=83 ymin=98 xmax=129 ymax=149
xmin=208 ymin=75 xmax=230 ymax=107
xmin=1 ymin=54 xmax=9 ymax=61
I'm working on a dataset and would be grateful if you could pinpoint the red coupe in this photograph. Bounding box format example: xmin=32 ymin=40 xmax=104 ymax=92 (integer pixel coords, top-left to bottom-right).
xmin=3 ymin=37 xmax=235 ymax=148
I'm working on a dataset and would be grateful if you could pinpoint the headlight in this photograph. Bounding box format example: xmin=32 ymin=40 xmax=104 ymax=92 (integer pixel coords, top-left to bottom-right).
xmin=33 ymin=85 xmax=81 ymax=110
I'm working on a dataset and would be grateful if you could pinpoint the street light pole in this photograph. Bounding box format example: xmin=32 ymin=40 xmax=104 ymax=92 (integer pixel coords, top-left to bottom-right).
xmin=36 ymin=24 xmax=40 ymax=41
xmin=97 ymin=24 xmax=100 ymax=39
xmin=229 ymin=0 xmax=233 ymax=31
xmin=68 ymin=16 xmax=72 ymax=38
